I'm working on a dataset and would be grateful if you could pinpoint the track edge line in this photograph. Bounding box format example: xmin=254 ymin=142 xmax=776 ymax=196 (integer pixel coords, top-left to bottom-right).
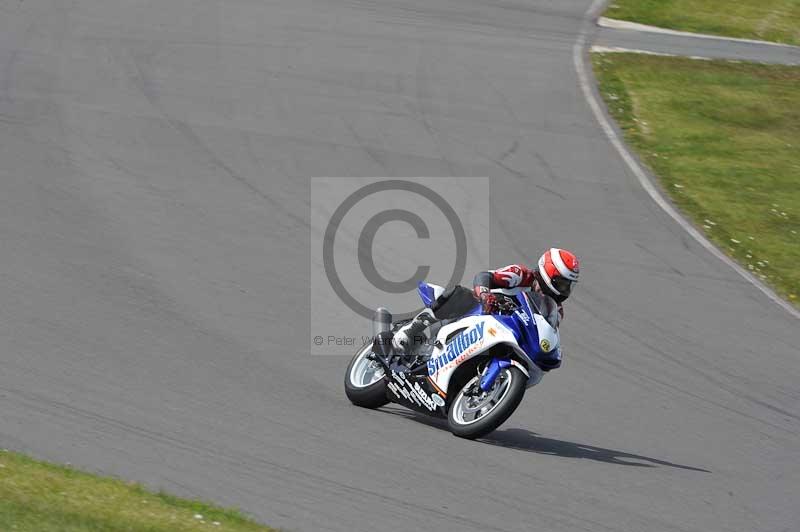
xmin=575 ymin=1 xmax=800 ymax=320
xmin=597 ymin=17 xmax=799 ymax=49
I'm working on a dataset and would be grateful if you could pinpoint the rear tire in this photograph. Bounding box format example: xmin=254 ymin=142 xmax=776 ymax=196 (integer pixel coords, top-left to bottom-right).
xmin=447 ymin=366 xmax=526 ymax=439
xmin=344 ymin=344 xmax=389 ymax=409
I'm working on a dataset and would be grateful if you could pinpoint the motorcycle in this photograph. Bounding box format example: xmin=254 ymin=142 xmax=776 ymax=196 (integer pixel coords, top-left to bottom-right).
xmin=344 ymin=281 xmax=562 ymax=439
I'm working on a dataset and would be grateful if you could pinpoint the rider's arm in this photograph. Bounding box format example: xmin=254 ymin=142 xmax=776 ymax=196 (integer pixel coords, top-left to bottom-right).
xmin=472 ymin=270 xmax=494 ymax=298
xmin=473 ymin=264 xmax=533 ymax=293
xmin=472 ymin=271 xmax=499 ymax=312
xmin=473 ymin=264 xmax=535 ymax=308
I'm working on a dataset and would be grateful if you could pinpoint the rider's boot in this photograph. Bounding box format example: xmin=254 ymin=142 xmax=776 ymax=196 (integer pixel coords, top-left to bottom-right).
xmin=392 ymin=308 xmax=437 ymax=356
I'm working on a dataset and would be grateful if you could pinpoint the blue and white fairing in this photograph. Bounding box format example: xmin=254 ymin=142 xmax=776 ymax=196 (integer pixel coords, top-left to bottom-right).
xmin=417 ymin=282 xmax=445 ymax=308
xmin=417 ymin=282 xmax=560 ymax=395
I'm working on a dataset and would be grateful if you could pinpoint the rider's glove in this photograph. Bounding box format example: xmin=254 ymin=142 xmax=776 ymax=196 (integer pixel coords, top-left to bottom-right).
xmin=474 ymin=286 xmax=498 ymax=314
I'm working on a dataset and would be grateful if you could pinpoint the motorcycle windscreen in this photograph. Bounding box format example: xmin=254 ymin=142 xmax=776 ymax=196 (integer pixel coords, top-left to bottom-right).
xmin=526 ymin=292 xmax=560 ymax=329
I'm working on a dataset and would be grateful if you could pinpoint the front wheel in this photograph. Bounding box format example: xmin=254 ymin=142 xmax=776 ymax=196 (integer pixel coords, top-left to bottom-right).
xmin=344 ymin=343 xmax=389 ymax=409
xmin=447 ymin=366 xmax=527 ymax=439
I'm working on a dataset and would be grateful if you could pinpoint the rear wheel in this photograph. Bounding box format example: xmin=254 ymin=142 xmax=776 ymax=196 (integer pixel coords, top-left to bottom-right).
xmin=344 ymin=343 xmax=389 ymax=409
xmin=447 ymin=366 xmax=526 ymax=439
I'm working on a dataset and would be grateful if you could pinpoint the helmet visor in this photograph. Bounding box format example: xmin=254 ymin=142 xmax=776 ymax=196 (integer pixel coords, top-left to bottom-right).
xmin=552 ymin=277 xmax=575 ymax=297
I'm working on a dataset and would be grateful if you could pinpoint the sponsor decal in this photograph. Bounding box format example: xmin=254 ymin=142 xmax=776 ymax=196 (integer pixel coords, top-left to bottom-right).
xmin=413 ymin=382 xmax=437 ymax=411
xmin=488 ymin=327 xmax=497 ymax=337
xmin=431 ymin=394 xmax=445 ymax=407
xmin=387 ymin=380 xmax=416 ymax=405
xmin=427 ymin=322 xmax=486 ymax=376
xmin=515 ymin=309 xmax=531 ymax=326
xmin=540 ymin=338 xmax=551 ymax=352
xmin=388 ymin=372 xmax=438 ymax=411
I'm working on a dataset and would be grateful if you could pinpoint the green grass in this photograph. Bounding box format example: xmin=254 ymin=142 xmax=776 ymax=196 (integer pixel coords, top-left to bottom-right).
xmin=0 ymin=449 xmax=275 ymax=532
xmin=592 ymin=53 xmax=800 ymax=306
xmin=606 ymin=0 xmax=800 ymax=46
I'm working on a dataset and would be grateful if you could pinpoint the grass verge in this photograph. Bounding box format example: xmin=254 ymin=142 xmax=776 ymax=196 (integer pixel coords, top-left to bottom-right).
xmin=592 ymin=53 xmax=799 ymax=306
xmin=605 ymin=0 xmax=800 ymax=46
xmin=0 ymin=449 xmax=275 ymax=531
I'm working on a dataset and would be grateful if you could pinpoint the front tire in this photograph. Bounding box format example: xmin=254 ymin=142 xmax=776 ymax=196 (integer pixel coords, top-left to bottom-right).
xmin=344 ymin=343 xmax=389 ymax=409
xmin=447 ymin=366 xmax=526 ymax=439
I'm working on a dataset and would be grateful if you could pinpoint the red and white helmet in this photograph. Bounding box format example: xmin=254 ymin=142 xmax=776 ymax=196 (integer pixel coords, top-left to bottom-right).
xmin=537 ymin=248 xmax=580 ymax=298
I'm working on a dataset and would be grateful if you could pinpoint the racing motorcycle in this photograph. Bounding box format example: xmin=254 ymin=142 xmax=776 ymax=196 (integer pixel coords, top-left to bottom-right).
xmin=344 ymin=282 xmax=562 ymax=439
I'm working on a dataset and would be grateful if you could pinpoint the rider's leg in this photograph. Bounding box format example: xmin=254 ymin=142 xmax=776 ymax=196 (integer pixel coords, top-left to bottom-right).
xmin=392 ymin=285 xmax=477 ymax=355
xmin=392 ymin=308 xmax=437 ymax=354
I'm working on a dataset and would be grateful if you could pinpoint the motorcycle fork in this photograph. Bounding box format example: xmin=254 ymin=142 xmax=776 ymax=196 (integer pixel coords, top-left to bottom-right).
xmin=479 ymin=357 xmax=512 ymax=392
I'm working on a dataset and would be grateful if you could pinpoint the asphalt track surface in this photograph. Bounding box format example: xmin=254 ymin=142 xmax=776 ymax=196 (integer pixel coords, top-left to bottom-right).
xmin=595 ymin=22 xmax=800 ymax=65
xmin=1 ymin=1 xmax=799 ymax=531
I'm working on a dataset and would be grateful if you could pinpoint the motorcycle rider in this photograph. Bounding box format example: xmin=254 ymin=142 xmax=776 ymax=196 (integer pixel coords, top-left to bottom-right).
xmin=391 ymin=248 xmax=580 ymax=371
